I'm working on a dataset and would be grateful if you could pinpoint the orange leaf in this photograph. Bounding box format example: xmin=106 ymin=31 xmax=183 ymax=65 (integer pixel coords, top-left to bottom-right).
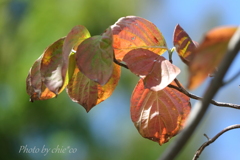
xmin=26 ymin=55 xmax=56 ymax=101
xmin=173 ymin=24 xmax=197 ymax=65
xmin=131 ymin=79 xmax=191 ymax=145
xmin=40 ymin=25 xmax=90 ymax=95
xmin=40 ymin=37 xmax=65 ymax=94
xmin=123 ymin=49 xmax=180 ymax=91
xmin=66 ymin=62 xmax=121 ymax=112
xmin=76 ymin=28 xmax=113 ymax=85
xmin=188 ymin=26 xmax=237 ymax=90
xmin=111 ymin=16 xmax=168 ymax=61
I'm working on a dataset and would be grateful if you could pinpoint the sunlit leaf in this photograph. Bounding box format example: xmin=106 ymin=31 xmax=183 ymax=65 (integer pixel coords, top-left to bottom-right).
xmin=111 ymin=16 xmax=168 ymax=61
xmin=61 ymin=25 xmax=91 ymax=90
xmin=173 ymin=24 xmax=197 ymax=65
xmin=40 ymin=25 xmax=90 ymax=95
xmin=66 ymin=61 xmax=121 ymax=112
xmin=76 ymin=28 xmax=114 ymax=85
xmin=26 ymin=55 xmax=56 ymax=101
xmin=40 ymin=37 xmax=65 ymax=94
xmin=123 ymin=49 xmax=180 ymax=91
xmin=187 ymin=26 xmax=237 ymax=90
xmin=131 ymin=79 xmax=191 ymax=145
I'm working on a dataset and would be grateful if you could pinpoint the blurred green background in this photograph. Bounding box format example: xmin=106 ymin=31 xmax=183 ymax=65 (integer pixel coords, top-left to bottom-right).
xmin=1 ymin=0 xmax=240 ymax=160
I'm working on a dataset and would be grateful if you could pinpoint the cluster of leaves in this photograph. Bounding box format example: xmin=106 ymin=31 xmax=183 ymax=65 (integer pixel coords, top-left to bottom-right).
xmin=26 ymin=16 xmax=237 ymax=145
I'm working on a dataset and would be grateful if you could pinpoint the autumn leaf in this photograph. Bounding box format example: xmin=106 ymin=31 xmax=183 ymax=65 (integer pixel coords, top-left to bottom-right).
xmin=123 ymin=49 xmax=180 ymax=91
xmin=131 ymin=79 xmax=191 ymax=145
xmin=40 ymin=37 xmax=65 ymax=94
xmin=62 ymin=25 xmax=91 ymax=89
xmin=40 ymin=25 xmax=90 ymax=95
xmin=111 ymin=16 xmax=168 ymax=61
xmin=26 ymin=55 xmax=56 ymax=101
xmin=187 ymin=26 xmax=237 ymax=90
xmin=66 ymin=61 xmax=121 ymax=112
xmin=76 ymin=28 xmax=114 ymax=85
xmin=173 ymin=24 xmax=197 ymax=65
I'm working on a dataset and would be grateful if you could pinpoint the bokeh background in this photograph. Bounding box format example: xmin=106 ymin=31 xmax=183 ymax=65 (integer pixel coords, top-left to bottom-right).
xmin=1 ymin=0 xmax=240 ymax=160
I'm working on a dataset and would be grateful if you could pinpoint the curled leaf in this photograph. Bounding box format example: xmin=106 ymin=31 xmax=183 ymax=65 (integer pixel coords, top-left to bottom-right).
xmin=131 ymin=79 xmax=191 ymax=145
xmin=188 ymin=26 xmax=237 ymax=90
xmin=26 ymin=55 xmax=56 ymax=101
xmin=111 ymin=16 xmax=168 ymax=61
xmin=40 ymin=25 xmax=90 ymax=95
xmin=40 ymin=38 xmax=65 ymax=94
xmin=123 ymin=49 xmax=180 ymax=91
xmin=173 ymin=24 xmax=197 ymax=65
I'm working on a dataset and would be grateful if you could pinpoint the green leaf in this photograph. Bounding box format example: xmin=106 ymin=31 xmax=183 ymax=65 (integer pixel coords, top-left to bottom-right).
xmin=76 ymin=28 xmax=114 ymax=85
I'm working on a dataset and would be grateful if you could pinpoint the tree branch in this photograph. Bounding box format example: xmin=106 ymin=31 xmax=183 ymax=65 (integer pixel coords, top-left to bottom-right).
xmin=192 ymin=124 xmax=240 ymax=160
xmin=159 ymin=27 xmax=240 ymax=160
xmin=168 ymin=81 xmax=240 ymax=109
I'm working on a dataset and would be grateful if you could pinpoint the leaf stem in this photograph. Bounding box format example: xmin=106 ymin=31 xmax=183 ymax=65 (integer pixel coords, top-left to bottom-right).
xmin=168 ymin=47 xmax=175 ymax=63
xmin=113 ymin=53 xmax=129 ymax=69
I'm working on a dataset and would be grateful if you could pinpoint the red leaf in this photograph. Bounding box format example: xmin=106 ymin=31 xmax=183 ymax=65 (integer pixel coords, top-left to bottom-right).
xmin=111 ymin=16 xmax=168 ymax=61
xmin=66 ymin=62 xmax=121 ymax=112
xmin=26 ymin=55 xmax=56 ymax=101
xmin=76 ymin=28 xmax=114 ymax=85
xmin=173 ymin=24 xmax=197 ymax=65
xmin=123 ymin=49 xmax=180 ymax=91
xmin=131 ymin=79 xmax=191 ymax=145
xmin=187 ymin=26 xmax=237 ymax=90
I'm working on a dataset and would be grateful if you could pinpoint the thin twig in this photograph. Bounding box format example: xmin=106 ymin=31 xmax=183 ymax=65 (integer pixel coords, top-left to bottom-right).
xmin=159 ymin=27 xmax=240 ymax=160
xmin=192 ymin=124 xmax=240 ymax=160
xmin=168 ymin=82 xmax=240 ymax=109
xmin=223 ymin=69 xmax=240 ymax=85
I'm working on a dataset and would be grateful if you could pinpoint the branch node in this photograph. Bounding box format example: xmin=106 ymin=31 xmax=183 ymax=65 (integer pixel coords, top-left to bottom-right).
xmin=203 ymin=134 xmax=210 ymax=141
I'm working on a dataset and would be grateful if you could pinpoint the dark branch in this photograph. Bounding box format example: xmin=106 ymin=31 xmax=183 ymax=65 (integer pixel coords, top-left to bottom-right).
xmin=192 ymin=124 xmax=240 ymax=160
xmin=159 ymin=27 xmax=240 ymax=160
xmin=168 ymin=80 xmax=240 ymax=109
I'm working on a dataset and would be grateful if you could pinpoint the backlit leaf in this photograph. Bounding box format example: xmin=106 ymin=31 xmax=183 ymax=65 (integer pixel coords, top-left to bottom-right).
xmin=40 ymin=37 xmax=65 ymax=94
xmin=131 ymin=79 xmax=191 ymax=145
xmin=173 ymin=24 xmax=197 ymax=65
xmin=111 ymin=16 xmax=168 ymax=61
xmin=123 ymin=49 xmax=180 ymax=91
xmin=61 ymin=25 xmax=91 ymax=90
xmin=66 ymin=61 xmax=121 ymax=112
xmin=40 ymin=25 xmax=90 ymax=95
xmin=76 ymin=28 xmax=114 ymax=85
xmin=187 ymin=26 xmax=237 ymax=90
xmin=26 ymin=55 xmax=56 ymax=101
